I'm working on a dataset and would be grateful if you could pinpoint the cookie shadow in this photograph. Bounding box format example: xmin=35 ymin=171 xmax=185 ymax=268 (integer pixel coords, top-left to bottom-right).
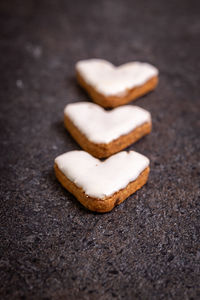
xmin=52 ymin=120 xmax=81 ymax=150
xmin=66 ymin=75 xmax=93 ymax=103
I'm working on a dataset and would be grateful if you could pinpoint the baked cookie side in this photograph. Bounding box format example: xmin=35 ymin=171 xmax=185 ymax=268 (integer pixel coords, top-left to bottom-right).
xmin=54 ymin=163 xmax=150 ymax=213
xmin=64 ymin=114 xmax=152 ymax=158
xmin=77 ymin=71 xmax=158 ymax=108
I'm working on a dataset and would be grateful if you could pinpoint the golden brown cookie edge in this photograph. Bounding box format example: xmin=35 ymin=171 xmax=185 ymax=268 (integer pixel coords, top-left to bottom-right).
xmin=54 ymin=163 xmax=150 ymax=213
xmin=64 ymin=114 xmax=152 ymax=158
xmin=76 ymin=71 xmax=158 ymax=108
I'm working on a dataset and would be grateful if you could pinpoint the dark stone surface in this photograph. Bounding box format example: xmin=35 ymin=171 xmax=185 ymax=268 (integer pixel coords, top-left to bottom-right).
xmin=0 ymin=0 xmax=200 ymax=299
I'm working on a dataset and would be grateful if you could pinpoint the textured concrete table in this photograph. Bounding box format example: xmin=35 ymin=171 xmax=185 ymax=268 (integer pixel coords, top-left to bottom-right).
xmin=0 ymin=0 xmax=200 ymax=299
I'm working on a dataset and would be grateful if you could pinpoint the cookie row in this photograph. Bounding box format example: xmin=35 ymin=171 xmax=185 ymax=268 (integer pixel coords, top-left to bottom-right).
xmin=54 ymin=59 xmax=159 ymax=212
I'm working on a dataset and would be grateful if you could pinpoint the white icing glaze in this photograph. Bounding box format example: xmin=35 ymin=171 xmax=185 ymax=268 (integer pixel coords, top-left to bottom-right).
xmin=55 ymin=150 xmax=149 ymax=199
xmin=76 ymin=59 xmax=158 ymax=96
xmin=64 ymin=102 xmax=151 ymax=144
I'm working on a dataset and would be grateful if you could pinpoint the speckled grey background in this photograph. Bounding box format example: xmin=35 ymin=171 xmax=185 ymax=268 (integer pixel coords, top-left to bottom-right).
xmin=0 ymin=0 xmax=200 ymax=299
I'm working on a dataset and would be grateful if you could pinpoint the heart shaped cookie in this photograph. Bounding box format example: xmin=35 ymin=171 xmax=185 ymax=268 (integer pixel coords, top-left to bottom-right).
xmin=54 ymin=150 xmax=150 ymax=212
xmin=76 ymin=59 xmax=159 ymax=107
xmin=64 ymin=102 xmax=151 ymax=158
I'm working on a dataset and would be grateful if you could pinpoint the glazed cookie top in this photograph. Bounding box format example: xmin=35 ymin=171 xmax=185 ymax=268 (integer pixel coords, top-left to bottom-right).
xmin=76 ymin=59 xmax=158 ymax=96
xmin=64 ymin=102 xmax=151 ymax=144
xmin=55 ymin=150 xmax=149 ymax=199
